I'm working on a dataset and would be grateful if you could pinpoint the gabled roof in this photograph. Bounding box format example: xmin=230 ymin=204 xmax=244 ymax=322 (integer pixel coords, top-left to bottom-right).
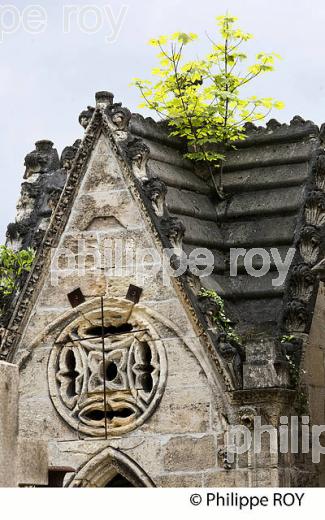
xmin=1 ymin=91 xmax=324 ymax=390
xmin=131 ymin=111 xmax=324 ymax=338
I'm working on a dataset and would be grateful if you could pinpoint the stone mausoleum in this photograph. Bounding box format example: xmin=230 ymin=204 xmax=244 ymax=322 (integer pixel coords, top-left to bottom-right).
xmin=0 ymin=91 xmax=324 ymax=487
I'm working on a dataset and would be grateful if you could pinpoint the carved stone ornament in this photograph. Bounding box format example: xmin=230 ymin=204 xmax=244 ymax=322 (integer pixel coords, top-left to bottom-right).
xmin=160 ymin=216 xmax=186 ymax=253
xmin=197 ymin=294 xmax=221 ymax=329
xmin=304 ymin=190 xmax=325 ymax=227
xmin=24 ymin=140 xmax=60 ymax=179
xmin=283 ymin=300 xmax=309 ymax=333
xmin=237 ymin=405 xmax=258 ymax=429
xmin=48 ymin=298 xmax=168 ymax=437
xmin=126 ymin=138 xmax=150 ymax=181
xmin=143 ymin=177 xmax=167 ymax=217
xmin=95 ymin=91 xmax=114 ymax=108
xmin=78 ymin=106 xmax=95 ymax=129
xmin=217 ymin=332 xmax=244 ymax=389
xmin=289 ymin=264 xmax=316 ymax=302
xmin=315 ymin=154 xmax=325 ymax=191
xmin=105 ymin=103 xmax=132 ymax=134
xmin=60 ymin=139 xmax=82 ymax=170
xmin=298 ymin=226 xmax=321 ymax=264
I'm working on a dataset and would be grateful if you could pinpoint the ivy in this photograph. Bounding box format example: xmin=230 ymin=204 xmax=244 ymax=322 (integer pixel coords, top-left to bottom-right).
xmin=132 ymin=14 xmax=284 ymax=192
xmin=198 ymin=288 xmax=241 ymax=344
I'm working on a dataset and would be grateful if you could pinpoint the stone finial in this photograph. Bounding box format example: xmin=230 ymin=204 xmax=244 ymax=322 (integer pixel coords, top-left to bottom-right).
xmin=95 ymin=91 xmax=114 ymax=108
xmin=35 ymin=140 xmax=54 ymax=152
xmin=24 ymin=140 xmax=60 ymax=179
xmin=78 ymin=106 xmax=95 ymax=129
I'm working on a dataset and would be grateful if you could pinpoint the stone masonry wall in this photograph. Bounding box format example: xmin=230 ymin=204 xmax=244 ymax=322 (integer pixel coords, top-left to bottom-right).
xmin=13 ymin=132 xmax=230 ymax=487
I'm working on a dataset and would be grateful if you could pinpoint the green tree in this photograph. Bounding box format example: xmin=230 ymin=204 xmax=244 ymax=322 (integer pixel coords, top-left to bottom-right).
xmin=0 ymin=246 xmax=35 ymax=315
xmin=132 ymin=14 xmax=284 ymax=193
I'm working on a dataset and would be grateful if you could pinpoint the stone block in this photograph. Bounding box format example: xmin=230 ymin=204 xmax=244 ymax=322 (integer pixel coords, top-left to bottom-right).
xmin=204 ymin=469 xmax=249 ymax=487
xmin=0 ymin=362 xmax=19 ymax=487
xmin=163 ymin=435 xmax=216 ymax=472
xmin=140 ymin=386 xmax=211 ymax=435
xmin=155 ymin=472 xmax=203 ymax=487
xmin=18 ymin=438 xmax=48 ymax=486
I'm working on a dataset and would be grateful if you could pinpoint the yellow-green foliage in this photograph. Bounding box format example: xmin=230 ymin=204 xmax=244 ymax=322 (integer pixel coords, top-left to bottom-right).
xmin=0 ymin=246 xmax=35 ymax=298
xmin=132 ymin=14 xmax=284 ymax=164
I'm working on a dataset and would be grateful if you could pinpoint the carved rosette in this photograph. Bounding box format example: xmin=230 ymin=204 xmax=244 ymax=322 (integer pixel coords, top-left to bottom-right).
xmin=48 ymin=299 xmax=168 ymax=437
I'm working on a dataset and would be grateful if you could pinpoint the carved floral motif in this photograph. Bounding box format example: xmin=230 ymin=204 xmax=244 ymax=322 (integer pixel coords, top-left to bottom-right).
xmin=298 ymin=226 xmax=321 ymax=264
xmin=48 ymin=299 xmax=168 ymax=437
xmin=289 ymin=264 xmax=316 ymax=302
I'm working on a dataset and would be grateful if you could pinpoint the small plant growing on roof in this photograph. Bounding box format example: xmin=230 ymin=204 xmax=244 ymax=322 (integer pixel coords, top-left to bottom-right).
xmin=132 ymin=14 xmax=284 ymax=193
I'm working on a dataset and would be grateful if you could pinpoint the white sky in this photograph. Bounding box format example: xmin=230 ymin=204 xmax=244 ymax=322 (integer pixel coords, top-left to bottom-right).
xmin=1 ymin=0 xmax=325 ymax=240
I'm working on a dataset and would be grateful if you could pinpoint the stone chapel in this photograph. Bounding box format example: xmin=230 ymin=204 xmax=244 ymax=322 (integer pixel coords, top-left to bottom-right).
xmin=0 ymin=91 xmax=324 ymax=487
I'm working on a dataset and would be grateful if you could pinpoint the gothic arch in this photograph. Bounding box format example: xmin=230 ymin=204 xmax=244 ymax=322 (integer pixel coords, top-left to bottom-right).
xmin=64 ymin=447 xmax=155 ymax=487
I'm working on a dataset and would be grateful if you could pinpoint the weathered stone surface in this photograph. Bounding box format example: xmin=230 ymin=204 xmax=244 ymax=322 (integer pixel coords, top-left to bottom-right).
xmin=204 ymin=470 xmax=249 ymax=487
xmin=166 ymin=187 xmax=216 ymax=221
xmin=222 ymin=162 xmax=310 ymax=192
xmin=140 ymin=386 xmax=211 ymax=435
xmin=156 ymin=473 xmax=204 ymax=487
xmin=148 ymin=159 xmax=209 ymax=194
xmin=223 ymin=139 xmax=318 ymax=170
xmin=0 ymin=362 xmax=19 ymax=487
xmin=18 ymin=439 xmax=48 ymax=486
xmin=223 ymin=215 xmax=297 ymax=248
xmin=163 ymin=435 xmax=216 ymax=472
xmin=216 ymin=186 xmax=303 ymax=220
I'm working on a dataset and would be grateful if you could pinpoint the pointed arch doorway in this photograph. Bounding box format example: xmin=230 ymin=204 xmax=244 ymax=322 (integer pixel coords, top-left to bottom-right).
xmin=65 ymin=447 xmax=155 ymax=488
